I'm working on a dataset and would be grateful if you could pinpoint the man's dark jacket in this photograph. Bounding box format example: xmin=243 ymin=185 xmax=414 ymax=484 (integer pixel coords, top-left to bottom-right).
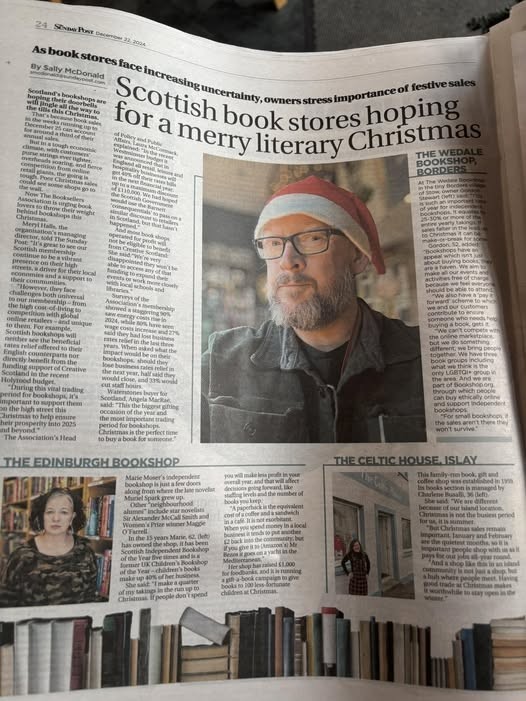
xmin=201 ymin=300 xmax=426 ymax=443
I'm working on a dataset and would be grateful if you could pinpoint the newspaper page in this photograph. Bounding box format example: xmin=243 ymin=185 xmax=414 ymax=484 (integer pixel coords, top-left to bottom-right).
xmin=489 ymin=9 xmax=526 ymax=440
xmin=0 ymin=1 xmax=525 ymax=699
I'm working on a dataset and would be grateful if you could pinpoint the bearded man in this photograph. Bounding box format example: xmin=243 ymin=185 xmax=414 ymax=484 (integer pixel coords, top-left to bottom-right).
xmin=201 ymin=175 xmax=426 ymax=443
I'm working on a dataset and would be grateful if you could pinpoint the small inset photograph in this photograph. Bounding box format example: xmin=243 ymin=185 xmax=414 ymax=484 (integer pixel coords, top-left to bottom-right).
xmin=201 ymin=155 xmax=426 ymax=444
xmin=0 ymin=476 xmax=115 ymax=607
xmin=332 ymin=471 xmax=414 ymax=599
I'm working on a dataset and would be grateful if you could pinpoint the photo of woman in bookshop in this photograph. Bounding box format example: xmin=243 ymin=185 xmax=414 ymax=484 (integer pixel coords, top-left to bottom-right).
xmin=341 ymin=539 xmax=371 ymax=596
xmin=0 ymin=487 xmax=98 ymax=607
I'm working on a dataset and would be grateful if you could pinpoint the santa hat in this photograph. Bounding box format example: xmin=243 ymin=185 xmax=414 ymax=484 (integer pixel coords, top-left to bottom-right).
xmin=254 ymin=175 xmax=385 ymax=274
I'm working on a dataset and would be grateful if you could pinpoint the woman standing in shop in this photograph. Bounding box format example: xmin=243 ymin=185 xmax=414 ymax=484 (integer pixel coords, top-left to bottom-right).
xmin=1 ymin=487 xmax=98 ymax=606
xmin=341 ymin=538 xmax=371 ymax=595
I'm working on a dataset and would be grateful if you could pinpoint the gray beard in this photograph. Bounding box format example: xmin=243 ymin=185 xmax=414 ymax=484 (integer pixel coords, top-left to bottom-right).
xmin=269 ymin=269 xmax=356 ymax=331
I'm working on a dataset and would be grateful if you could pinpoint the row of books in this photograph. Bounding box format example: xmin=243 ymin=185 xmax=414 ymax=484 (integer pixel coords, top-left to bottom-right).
xmin=0 ymin=507 xmax=27 ymax=534
xmin=0 ymin=608 xmax=524 ymax=694
xmin=2 ymin=477 xmax=83 ymax=505
xmin=94 ymin=550 xmax=112 ymax=599
xmin=85 ymin=495 xmax=115 ymax=539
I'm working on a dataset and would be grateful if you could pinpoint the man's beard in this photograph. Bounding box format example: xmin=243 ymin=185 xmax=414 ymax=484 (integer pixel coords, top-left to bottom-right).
xmin=269 ymin=269 xmax=356 ymax=331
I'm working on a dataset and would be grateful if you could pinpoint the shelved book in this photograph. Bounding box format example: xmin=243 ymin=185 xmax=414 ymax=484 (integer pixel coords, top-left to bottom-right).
xmin=85 ymin=495 xmax=115 ymax=538
xmin=490 ymin=617 xmax=526 ymax=691
xmin=94 ymin=550 xmax=112 ymax=598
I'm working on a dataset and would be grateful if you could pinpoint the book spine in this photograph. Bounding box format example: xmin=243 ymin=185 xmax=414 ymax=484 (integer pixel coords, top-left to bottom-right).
xmin=460 ymin=628 xmax=476 ymax=690
xmin=282 ymin=616 xmax=294 ymax=677
xmin=225 ymin=612 xmax=240 ymax=680
xmin=253 ymin=607 xmax=271 ymax=678
xmin=293 ymin=617 xmax=304 ymax=676
xmin=267 ymin=613 xmax=275 ymax=677
xmin=321 ymin=607 xmax=340 ymax=676
xmin=360 ymin=620 xmax=371 ymax=680
xmin=452 ymin=638 xmax=464 ymax=689
xmin=170 ymin=624 xmax=180 ymax=683
xmin=70 ymin=619 xmax=90 ymax=691
xmin=473 ymin=623 xmax=493 ymax=690
xmin=378 ymin=621 xmax=388 ymax=682
xmin=238 ymin=611 xmax=256 ymax=679
xmin=370 ymin=616 xmax=379 ymax=681
xmin=161 ymin=625 xmax=172 ymax=684
xmin=312 ymin=613 xmax=323 ymax=676
xmin=386 ymin=620 xmax=394 ymax=682
xmin=274 ymin=607 xmax=284 ymax=677
xmin=129 ymin=639 xmax=138 ymax=687
xmin=137 ymin=609 xmax=151 ymax=685
xmin=336 ymin=618 xmax=350 ymax=677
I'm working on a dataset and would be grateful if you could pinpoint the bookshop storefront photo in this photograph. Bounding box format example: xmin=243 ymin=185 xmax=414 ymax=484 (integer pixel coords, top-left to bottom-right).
xmin=333 ymin=472 xmax=414 ymax=599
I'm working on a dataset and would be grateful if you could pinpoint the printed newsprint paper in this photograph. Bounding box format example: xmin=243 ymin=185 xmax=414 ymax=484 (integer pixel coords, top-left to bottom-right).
xmin=0 ymin=0 xmax=525 ymax=699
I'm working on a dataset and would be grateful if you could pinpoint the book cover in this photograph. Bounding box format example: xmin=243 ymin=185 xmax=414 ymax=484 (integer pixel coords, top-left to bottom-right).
xmin=179 ymin=607 xmax=230 ymax=646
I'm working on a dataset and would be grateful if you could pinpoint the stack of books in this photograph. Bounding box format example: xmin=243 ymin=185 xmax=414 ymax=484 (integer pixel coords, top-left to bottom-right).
xmin=490 ymin=617 xmax=526 ymax=691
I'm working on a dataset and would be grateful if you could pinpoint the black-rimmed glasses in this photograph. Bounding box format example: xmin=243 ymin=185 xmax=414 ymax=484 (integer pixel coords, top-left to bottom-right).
xmin=253 ymin=228 xmax=346 ymax=260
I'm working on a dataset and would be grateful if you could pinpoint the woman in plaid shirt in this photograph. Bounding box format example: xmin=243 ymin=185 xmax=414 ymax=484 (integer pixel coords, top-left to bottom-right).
xmin=341 ymin=539 xmax=370 ymax=595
